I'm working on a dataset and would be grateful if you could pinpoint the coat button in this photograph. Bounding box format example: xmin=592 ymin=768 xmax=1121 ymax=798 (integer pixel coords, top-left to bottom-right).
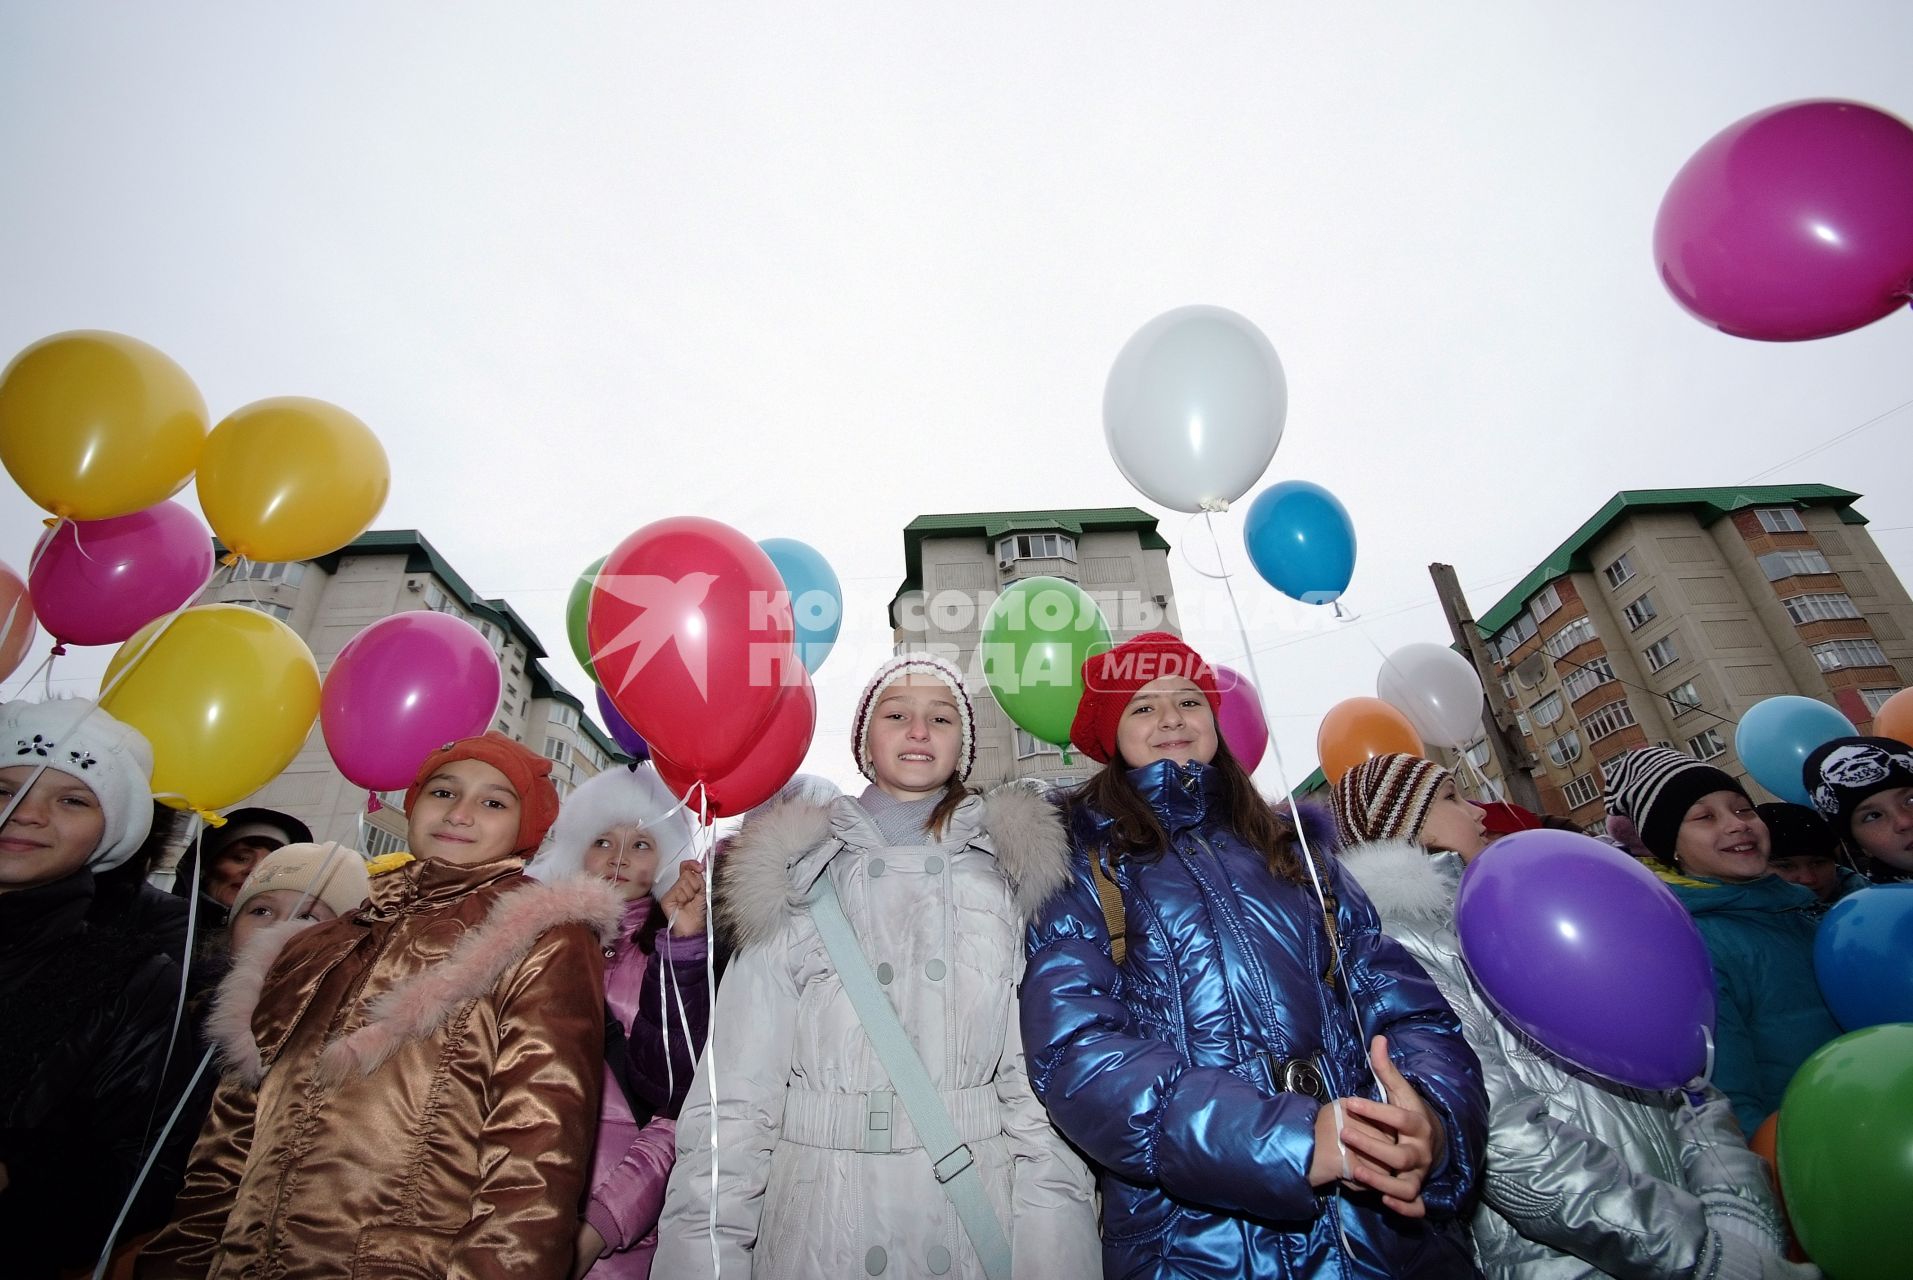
xmin=927 ymin=1244 xmax=952 ymax=1274
xmin=924 ymin=854 xmax=944 ymax=873
xmin=865 ymin=1245 xmax=888 ymax=1275
xmin=868 ymin=858 xmax=886 ymax=878
xmin=877 ymin=962 xmax=894 ymax=985
xmin=924 ymin=958 xmax=946 ymax=981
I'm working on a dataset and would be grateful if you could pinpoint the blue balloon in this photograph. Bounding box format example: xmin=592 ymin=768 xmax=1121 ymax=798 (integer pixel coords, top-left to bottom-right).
xmin=1242 ymin=480 xmax=1356 ymax=604
xmin=1814 ymin=884 xmax=1913 ymax=1030
xmin=1735 ymin=695 xmax=1854 ymax=805
xmin=759 ymin=537 xmax=842 ymax=673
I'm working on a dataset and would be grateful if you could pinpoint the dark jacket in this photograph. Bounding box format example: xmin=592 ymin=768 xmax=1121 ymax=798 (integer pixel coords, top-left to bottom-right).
xmin=1021 ymin=760 xmax=1487 ymax=1278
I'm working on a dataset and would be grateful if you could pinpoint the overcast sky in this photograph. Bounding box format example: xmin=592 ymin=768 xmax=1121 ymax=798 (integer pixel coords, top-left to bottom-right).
xmin=4 ymin=2 xmax=1910 ymax=798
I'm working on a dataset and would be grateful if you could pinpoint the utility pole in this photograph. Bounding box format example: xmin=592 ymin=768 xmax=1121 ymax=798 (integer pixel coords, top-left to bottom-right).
xmin=1428 ymin=562 xmax=1545 ymax=813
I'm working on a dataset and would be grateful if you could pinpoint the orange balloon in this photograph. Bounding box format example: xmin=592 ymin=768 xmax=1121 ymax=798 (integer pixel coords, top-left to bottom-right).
xmin=1318 ymin=696 xmax=1422 ymax=783
xmin=0 ymin=558 xmax=36 ymax=682
xmin=1751 ymin=1111 xmax=1779 ymax=1166
xmin=1871 ymin=686 xmax=1913 ymax=745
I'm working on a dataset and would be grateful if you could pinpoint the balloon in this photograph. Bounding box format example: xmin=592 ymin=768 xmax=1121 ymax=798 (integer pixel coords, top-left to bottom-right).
xmin=1214 ymin=664 xmax=1269 ymax=771
xmin=654 ymin=671 xmax=816 ymax=820
xmin=1103 ymin=305 xmax=1287 ymax=513
xmin=1736 ymin=695 xmax=1854 ymax=806
xmin=0 ymin=330 xmax=208 ymax=520
xmin=759 ymin=537 xmax=842 ymax=673
xmin=0 ymin=560 xmax=38 ymax=684
xmin=1813 ymin=885 xmax=1913 ymax=1030
xmin=1242 ymin=481 xmax=1357 ymax=605
xmin=588 ymin=516 xmax=792 ymax=778
xmin=979 ymin=576 xmax=1112 ymax=748
xmin=1751 ymin=1112 xmax=1779 ymax=1167
xmin=1870 ymin=686 xmax=1913 ymax=745
xmin=1457 ymin=830 xmax=1716 ymax=1089
xmin=595 ymin=685 xmax=650 ymax=761
xmin=1778 ymin=1023 xmax=1913 ymax=1279
xmin=321 ymin=611 xmax=503 ymax=792
xmin=99 ymin=604 xmax=320 ymax=814
xmin=27 ymin=502 xmax=214 ymax=648
xmin=1318 ymin=696 xmax=1422 ymax=783
xmin=196 ymin=397 xmax=390 ymax=562
xmin=566 ymin=557 xmax=607 ymax=684
xmin=1377 ymin=642 xmax=1486 ymax=749
xmin=1656 ymin=100 xmax=1913 ymax=342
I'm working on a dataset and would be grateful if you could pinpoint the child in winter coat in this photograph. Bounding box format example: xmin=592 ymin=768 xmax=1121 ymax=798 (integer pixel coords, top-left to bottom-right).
xmin=0 ymin=698 xmax=182 ymax=1278
xmin=225 ymin=842 xmax=372 ymax=956
xmin=1803 ymin=735 xmax=1913 ymax=884
xmin=1604 ymin=747 xmax=1842 ymax=1137
xmin=527 ymin=763 xmax=712 ymax=1280
xmin=1757 ymin=802 xmax=1869 ymax=906
xmin=654 ymin=653 xmax=1100 ymax=1279
xmin=140 ymin=732 xmax=623 ymax=1280
xmin=1020 ymin=634 xmax=1487 ymax=1279
xmin=1334 ymin=753 xmax=1802 ymax=1280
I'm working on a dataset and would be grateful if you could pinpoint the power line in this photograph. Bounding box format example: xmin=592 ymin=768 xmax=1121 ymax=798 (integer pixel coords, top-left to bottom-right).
xmin=1740 ymin=393 xmax=1913 ymax=483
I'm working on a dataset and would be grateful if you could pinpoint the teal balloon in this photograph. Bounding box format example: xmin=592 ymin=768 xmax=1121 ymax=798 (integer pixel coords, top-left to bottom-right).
xmin=1243 ymin=480 xmax=1356 ymax=605
xmin=1735 ymin=695 xmax=1853 ymax=805
xmin=759 ymin=537 xmax=841 ymax=673
xmin=566 ymin=555 xmax=606 ymax=682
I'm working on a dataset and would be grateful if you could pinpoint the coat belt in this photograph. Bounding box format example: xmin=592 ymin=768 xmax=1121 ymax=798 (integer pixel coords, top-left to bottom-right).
xmin=781 ymin=1084 xmax=1002 ymax=1154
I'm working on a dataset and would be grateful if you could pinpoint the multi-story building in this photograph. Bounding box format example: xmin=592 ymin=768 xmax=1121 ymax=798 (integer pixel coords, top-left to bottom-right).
xmin=888 ymin=508 xmax=1176 ymax=789
xmin=1460 ymin=485 xmax=1912 ymax=829
xmin=198 ymin=529 xmax=629 ymax=852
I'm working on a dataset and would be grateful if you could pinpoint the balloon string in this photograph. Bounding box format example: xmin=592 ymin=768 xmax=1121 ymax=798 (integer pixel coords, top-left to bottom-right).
xmin=93 ymin=1046 xmax=216 ymax=1280
xmin=694 ymin=782 xmax=724 ymax=1280
xmin=4 ymin=649 xmax=56 ymax=701
xmin=24 ymin=515 xmax=67 ymax=578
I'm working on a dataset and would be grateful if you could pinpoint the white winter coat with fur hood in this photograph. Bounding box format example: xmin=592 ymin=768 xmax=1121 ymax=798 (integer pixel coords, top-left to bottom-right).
xmin=653 ymin=784 xmax=1100 ymax=1280
xmin=1338 ymin=841 xmax=1794 ymax=1280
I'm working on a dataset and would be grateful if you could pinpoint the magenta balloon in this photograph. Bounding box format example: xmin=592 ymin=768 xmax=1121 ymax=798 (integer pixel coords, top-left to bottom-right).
xmin=1214 ymin=664 xmax=1268 ymax=771
xmin=321 ymin=611 xmax=503 ymax=792
xmin=1655 ymin=99 xmax=1913 ymax=341
xmin=27 ymin=502 xmax=214 ymax=647
xmin=595 ymin=685 xmax=650 ymax=761
xmin=1457 ymin=830 xmax=1716 ymax=1089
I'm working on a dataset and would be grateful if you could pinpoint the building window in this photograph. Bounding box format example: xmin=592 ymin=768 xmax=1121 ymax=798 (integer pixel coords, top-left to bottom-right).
xmin=1529 ymin=692 xmax=1564 ymax=728
xmin=1492 ymin=614 xmax=1538 ymax=661
xmin=235 ymin=560 xmax=306 ymax=586
xmin=1015 ymin=728 xmax=1062 ymax=759
xmin=1622 ymin=593 xmax=1658 ymax=631
xmin=545 ymin=738 xmax=571 ymax=765
xmin=1782 ymin=592 xmax=1862 ymax=624
xmin=1643 ymin=635 xmax=1680 ymax=673
xmin=550 ymin=703 xmax=578 ymax=729
xmin=1812 ymin=638 xmax=1890 ymax=672
xmin=552 ymin=777 xmax=572 ymax=799
xmin=1529 ymin=584 xmax=1562 ymax=625
xmin=1516 ymin=712 xmax=1531 ymax=736
xmin=1688 ymin=729 xmax=1727 ymax=761
xmin=1759 ymin=549 xmax=1832 ymax=580
xmin=1582 ymin=699 xmax=1638 ymax=742
xmin=423 ymin=582 xmax=455 ymax=615
xmin=1546 ymin=730 xmax=1583 ymax=768
xmin=362 ymin=826 xmax=407 ymax=859
xmin=238 ymin=599 xmax=293 ymax=621
xmin=1603 ymin=553 xmax=1635 ymax=590
xmin=1666 ymin=681 xmax=1702 ymax=717
xmin=1562 ymin=657 xmax=1616 ymax=701
xmin=1756 ymin=507 xmax=1806 ymax=534
xmin=1544 ymin=616 xmax=1597 ymax=659
xmin=1562 ymin=772 xmax=1600 ymax=809
xmin=996 ymin=533 xmax=1078 ymax=567
xmin=1862 ymin=687 xmax=1903 ymax=714
xmin=1597 ymin=754 xmax=1629 ymax=786
xmin=1498 ymin=674 xmax=1516 ymax=703
xmin=1464 ymin=739 xmax=1491 ymax=769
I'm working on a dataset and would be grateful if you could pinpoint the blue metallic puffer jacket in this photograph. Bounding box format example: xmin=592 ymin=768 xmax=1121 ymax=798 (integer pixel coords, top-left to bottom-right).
xmin=1021 ymin=761 xmax=1487 ymax=1279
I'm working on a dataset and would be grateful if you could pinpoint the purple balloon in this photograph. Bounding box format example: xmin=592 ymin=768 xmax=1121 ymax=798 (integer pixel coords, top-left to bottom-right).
xmin=321 ymin=611 xmax=503 ymax=792
xmin=1655 ymin=99 xmax=1913 ymax=341
xmin=28 ymin=501 xmax=214 ymax=647
xmin=1457 ymin=829 xmax=1716 ymax=1089
xmin=596 ymin=685 xmax=650 ymax=760
xmin=1214 ymin=664 xmax=1268 ymax=771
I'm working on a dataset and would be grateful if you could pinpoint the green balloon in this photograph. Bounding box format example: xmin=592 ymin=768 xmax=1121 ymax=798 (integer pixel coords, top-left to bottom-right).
xmin=1778 ymin=1022 xmax=1913 ymax=1279
xmin=566 ymin=555 xmax=607 ymax=683
xmin=980 ymin=576 xmax=1112 ymax=748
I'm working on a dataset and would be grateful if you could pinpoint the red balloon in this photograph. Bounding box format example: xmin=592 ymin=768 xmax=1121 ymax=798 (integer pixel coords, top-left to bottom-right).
xmin=588 ymin=517 xmax=794 ymax=778
xmin=655 ymin=670 xmax=816 ymax=821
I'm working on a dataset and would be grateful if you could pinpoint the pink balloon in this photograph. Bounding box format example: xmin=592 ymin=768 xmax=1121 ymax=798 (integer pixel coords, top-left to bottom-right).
xmin=28 ymin=502 xmax=214 ymax=647
xmin=321 ymin=611 xmax=503 ymax=792
xmin=1655 ymin=99 xmax=1913 ymax=341
xmin=1214 ymin=663 xmax=1269 ymax=772
xmin=0 ymin=560 xmax=37 ymax=682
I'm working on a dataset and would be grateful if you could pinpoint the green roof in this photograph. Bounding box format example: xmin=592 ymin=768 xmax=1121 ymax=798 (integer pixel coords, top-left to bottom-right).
xmin=1474 ymin=485 xmax=1866 ymax=638
xmin=888 ymin=507 xmax=1171 ymax=621
xmin=1290 ymin=766 xmax=1327 ymax=799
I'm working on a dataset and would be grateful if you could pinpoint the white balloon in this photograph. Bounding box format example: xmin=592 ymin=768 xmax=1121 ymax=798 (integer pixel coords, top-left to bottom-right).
xmin=1103 ymin=305 xmax=1287 ymax=514
xmin=1376 ymin=642 xmax=1485 ymax=749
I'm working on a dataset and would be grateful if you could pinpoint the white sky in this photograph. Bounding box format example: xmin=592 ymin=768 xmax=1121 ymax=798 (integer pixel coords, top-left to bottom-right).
xmin=4 ymin=2 xmax=1910 ymax=799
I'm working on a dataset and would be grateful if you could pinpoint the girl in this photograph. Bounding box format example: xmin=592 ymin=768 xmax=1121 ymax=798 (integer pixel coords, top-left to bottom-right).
xmin=140 ymin=732 xmax=624 ymax=1279
xmin=1803 ymin=735 xmax=1913 ymax=884
xmin=224 ymin=842 xmax=371 ymax=956
xmin=527 ymin=763 xmax=711 ymax=1280
xmin=1604 ymin=747 xmax=1842 ymax=1137
xmin=1335 ymin=753 xmax=1799 ymax=1280
xmin=654 ymin=653 xmax=1100 ymax=1279
xmin=1020 ymin=633 xmax=1487 ymax=1278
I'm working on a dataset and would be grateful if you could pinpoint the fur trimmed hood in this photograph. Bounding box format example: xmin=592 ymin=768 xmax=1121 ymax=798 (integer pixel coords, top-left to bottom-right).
xmin=208 ymin=873 xmax=624 ymax=1086
xmin=525 ymin=763 xmax=696 ymax=900
xmin=1336 ymin=838 xmax=1462 ymax=924
xmin=716 ymin=782 xmax=1071 ymax=952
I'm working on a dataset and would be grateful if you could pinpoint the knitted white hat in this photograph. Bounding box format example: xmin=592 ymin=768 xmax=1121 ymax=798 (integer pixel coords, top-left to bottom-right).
xmin=231 ymin=842 xmax=371 ymax=919
xmin=0 ymin=698 xmax=156 ymax=873
xmin=851 ymin=654 xmax=976 ymax=783
xmin=526 ymin=762 xmax=696 ymax=900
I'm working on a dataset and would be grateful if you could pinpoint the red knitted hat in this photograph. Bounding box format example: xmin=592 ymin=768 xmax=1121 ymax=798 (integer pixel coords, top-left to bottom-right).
xmin=1069 ymin=632 xmax=1221 ymax=765
xmin=405 ymin=732 xmax=561 ymax=855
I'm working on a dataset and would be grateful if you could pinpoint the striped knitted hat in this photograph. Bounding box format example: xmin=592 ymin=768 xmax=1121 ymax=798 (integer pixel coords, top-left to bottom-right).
xmin=1331 ymin=753 xmax=1450 ymax=846
xmin=852 ymin=654 xmax=976 ymax=783
xmin=1601 ymin=746 xmax=1744 ymax=861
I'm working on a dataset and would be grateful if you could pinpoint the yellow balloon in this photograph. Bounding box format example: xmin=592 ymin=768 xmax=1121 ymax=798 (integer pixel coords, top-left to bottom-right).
xmin=0 ymin=330 xmax=208 ymax=520
xmin=100 ymin=603 xmax=320 ymax=814
xmin=196 ymin=396 xmax=390 ymax=562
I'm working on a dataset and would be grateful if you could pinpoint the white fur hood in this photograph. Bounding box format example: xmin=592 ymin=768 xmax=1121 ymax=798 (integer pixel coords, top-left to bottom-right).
xmin=1337 ymin=839 xmax=1463 ymax=925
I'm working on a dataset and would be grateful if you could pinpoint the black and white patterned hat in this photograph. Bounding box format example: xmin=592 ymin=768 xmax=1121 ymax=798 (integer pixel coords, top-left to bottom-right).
xmin=1803 ymin=736 xmax=1913 ymax=837
xmin=1602 ymin=746 xmax=1745 ymax=861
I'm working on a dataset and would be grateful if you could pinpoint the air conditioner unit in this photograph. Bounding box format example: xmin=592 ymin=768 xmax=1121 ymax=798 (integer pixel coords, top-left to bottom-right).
xmin=405 ymin=579 xmax=423 ymax=593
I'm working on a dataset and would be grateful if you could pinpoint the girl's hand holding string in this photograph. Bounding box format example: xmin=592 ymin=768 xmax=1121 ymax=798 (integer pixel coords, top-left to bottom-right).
xmin=661 ymin=860 xmax=708 ymax=937
xmin=1330 ymin=1036 xmax=1445 ymax=1218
